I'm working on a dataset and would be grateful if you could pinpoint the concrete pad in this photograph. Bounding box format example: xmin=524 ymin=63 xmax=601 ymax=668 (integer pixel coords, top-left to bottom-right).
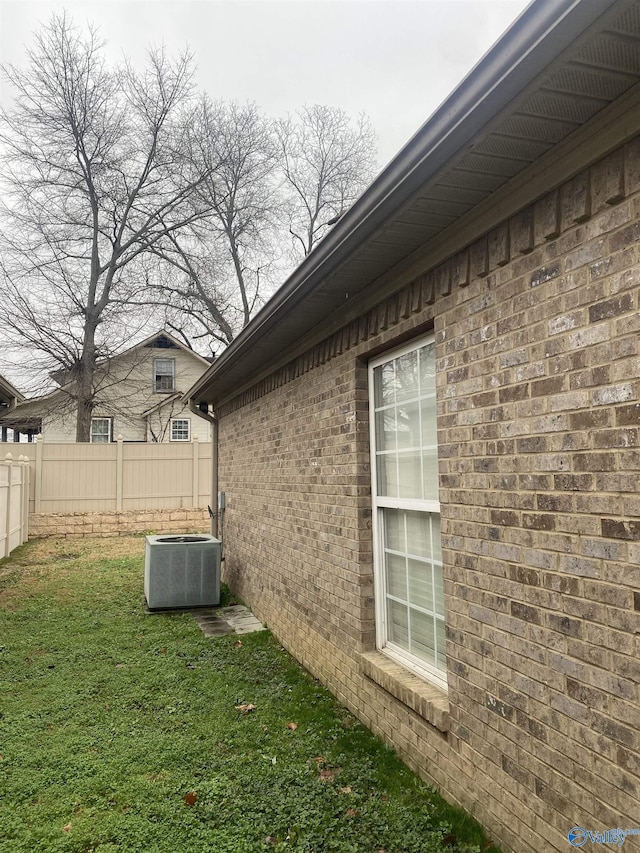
xmin=192 ymin=604 xmax=265 ymax=638
xmin=200 ymin=624 xmax=234 ymax=638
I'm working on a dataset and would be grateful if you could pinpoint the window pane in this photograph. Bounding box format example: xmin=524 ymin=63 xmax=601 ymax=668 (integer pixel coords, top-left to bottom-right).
xmin=387 ymin=600 xmax=409 ymax=651
xmin=396 ymin=401 xmax=420 ymax=449
xmin=375 ymin=408 xmax=396 ymax=452
xmin=434 ymin=567 xmax=444 ymax=619
xmin=431 ymin=515 xmax=442 ymax=563
xmin=386 ymin=553 xmax=407 ymax=599
xmin=419 ymin=342 xmax=436 ymax=395
xmin=410 ymin=608 xmax=436 ymax=665
xmin=383 ymin=509 xmax=404 ymax=551
xmin=394 ymin=351 xmax=418 ymax=402
xmin=374 ymin=362 xmax=395 ymax=407
xmin=422 ymin=450 xmax=440 ymax=501
xmin=377 ymin=453 xmax=398 ymax=498
xmin=397 ymin=451 xmax=422 ymax=499
xmin=420 ymin=395 xmax=437 ymax=443
xmin=406 ymin=511 xmax=429 ymax=558
xmin=408 ymin=558 xmax=432 ymax=611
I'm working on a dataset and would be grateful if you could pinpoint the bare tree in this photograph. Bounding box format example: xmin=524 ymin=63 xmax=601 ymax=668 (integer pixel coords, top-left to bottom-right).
xmin=0 ymin=13 xmax=212 ymax=440
xmin=138 ymin=99 xmax=281 ymax=347
xmin=145 ymin=102 xmax=378 ymax=341
xmin=275 ymin=104 xmax=378 ymax=258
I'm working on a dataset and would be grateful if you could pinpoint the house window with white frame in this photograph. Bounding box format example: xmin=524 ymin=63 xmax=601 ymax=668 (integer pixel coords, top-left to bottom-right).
xmin=369 ymin=335 xmax=446 ymax=690
xmin=170 ymin=418 xmax=190 ymax=441
xmin=154 ymin=358 xmax=175 ymax=392
xmin=90 ymin=417 xmax=112 ymax=443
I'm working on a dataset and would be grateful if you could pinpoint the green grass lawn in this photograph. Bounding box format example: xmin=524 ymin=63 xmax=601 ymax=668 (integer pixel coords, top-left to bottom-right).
xmin=0 ymin=536 xmax=498 ymax=853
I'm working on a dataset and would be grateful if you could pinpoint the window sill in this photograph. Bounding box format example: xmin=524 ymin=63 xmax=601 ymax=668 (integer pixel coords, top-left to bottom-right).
xmin=359 ymin=650 xmax=450 ymax=733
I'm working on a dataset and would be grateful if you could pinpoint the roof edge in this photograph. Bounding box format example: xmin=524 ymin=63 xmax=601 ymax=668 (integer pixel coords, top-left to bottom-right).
xmin=0 ymin=373 xmax=24 ymax=404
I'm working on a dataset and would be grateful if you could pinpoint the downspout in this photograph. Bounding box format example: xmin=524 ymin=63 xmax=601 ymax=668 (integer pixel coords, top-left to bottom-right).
xmin=188 ymin=398 xmax=219 ymax=541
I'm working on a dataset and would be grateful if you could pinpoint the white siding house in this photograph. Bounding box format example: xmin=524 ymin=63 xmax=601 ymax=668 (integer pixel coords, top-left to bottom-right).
xmin=1 ymin=332 xmax=212 ymax=443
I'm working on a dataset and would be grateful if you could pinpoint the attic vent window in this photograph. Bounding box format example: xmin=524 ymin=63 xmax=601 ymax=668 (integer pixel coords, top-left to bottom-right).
xmin=155 ymin=336 xmax=175 ymax=349
xmin=145 ymin=335 xmax=178 ymax=349
xmin=154 ymin=358 xmax=175 ymax=393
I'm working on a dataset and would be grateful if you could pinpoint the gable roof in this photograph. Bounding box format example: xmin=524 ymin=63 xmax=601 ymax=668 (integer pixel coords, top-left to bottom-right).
xmin=140 ymin=392 xmax=184 ymax=418
xmin=133 ymin=330 xmax=210 ymax=364
xmin=50 ymin=330 xmax=210 ymax=388
xmin=189 ymin=0 xmax=640 ymax=408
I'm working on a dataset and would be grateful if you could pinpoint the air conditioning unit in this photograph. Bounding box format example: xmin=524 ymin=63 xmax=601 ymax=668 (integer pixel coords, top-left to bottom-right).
xmin=144 ymin=534 xmax=221 ymax=610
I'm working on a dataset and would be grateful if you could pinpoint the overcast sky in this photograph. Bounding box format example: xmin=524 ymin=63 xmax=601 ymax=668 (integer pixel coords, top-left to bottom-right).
xmin=0 ymin=0 xmax=531 ymax=390
xmin=1 ymin=0 xmax=531 ymax=167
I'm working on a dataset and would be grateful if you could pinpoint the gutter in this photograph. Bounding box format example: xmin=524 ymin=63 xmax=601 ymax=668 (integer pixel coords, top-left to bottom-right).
xmin=188 ymin=398 xmax=219 ymax=541
xmin=188 ymin=0 xmax=620 ymax=405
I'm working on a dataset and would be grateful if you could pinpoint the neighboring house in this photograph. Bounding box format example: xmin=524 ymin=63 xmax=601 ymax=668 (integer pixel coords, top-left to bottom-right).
xmin=0 ymin=373 xmax=23 ymax=411
xmin=1 ymin=331 xmax=212 ymax=443
xmin=189 ymin=3 xmax=640 ymax=853
xmin=0 ymin=374 xmax=24 ymax=441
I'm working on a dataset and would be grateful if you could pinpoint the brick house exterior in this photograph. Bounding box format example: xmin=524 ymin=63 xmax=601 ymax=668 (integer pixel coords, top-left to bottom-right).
xmin=189 ymin=3 xmax=640 ymax=852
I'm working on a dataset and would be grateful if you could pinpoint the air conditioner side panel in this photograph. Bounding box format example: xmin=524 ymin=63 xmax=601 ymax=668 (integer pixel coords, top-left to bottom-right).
xmin=145 ymin=537 xmax=221 ymax=609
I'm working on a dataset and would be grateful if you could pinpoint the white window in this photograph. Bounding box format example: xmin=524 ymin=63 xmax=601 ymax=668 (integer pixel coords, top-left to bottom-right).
xmin=369 ymin=335 xmax=446 ymax=690
xmin=170 ymin=418 xmax=190 ymax=441
xmin=90 ymin=417 xmax=112 ymax=444
xmin=154 ymin=358 xmax=175 ymax=392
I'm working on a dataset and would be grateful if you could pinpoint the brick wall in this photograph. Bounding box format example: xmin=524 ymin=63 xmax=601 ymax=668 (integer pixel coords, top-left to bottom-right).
xmin=217 ymin=136 xmax=640 ymax=853
xmin=29 ymin=508 xmax=210 ymax=537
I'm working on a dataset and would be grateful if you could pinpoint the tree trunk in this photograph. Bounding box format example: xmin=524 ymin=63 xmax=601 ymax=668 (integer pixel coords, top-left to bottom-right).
xmin=75 ymin=323 xmax=98 ymax=442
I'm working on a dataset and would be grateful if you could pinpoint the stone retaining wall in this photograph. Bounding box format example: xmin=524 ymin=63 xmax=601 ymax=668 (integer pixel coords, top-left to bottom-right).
xmin=29 ymin=508 xmax=210 ymax=538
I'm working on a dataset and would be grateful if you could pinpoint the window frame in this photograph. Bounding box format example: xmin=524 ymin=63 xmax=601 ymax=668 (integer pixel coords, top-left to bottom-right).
xmin=90 ymin=416 xmax=112 ymax=444
xmin=368 ymin=334 xmax=447 ymax=691
xmin=154 ymin=357 xmax=176 ymax=393
xmin=170 ymin=418 xmax=190 ymax=442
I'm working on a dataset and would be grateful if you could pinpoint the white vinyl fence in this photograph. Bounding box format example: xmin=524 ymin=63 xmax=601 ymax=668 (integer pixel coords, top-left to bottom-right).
xmin=0 ymin=452 xmax=30 ymax=557
xmin=0 ymin=437 xmax=212 ymax=515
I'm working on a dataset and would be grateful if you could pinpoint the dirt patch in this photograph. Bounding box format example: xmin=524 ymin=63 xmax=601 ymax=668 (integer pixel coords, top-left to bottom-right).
xmin=0 ymin=536 xmax=145 ymax=610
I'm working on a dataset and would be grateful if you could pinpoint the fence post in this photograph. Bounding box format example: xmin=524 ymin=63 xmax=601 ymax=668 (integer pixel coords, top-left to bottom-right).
xmin=34 ymin=435 xmax=43 ymax=514
xmin=116 ymin=435 xmax=123 ymax=511
xmin=192 ymin=436 xmax=199 ymax=508
xmin=20 ymin=455 xmax=29 ymax=545
xmin=3 ymin=453 xmax=13 ymax=558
